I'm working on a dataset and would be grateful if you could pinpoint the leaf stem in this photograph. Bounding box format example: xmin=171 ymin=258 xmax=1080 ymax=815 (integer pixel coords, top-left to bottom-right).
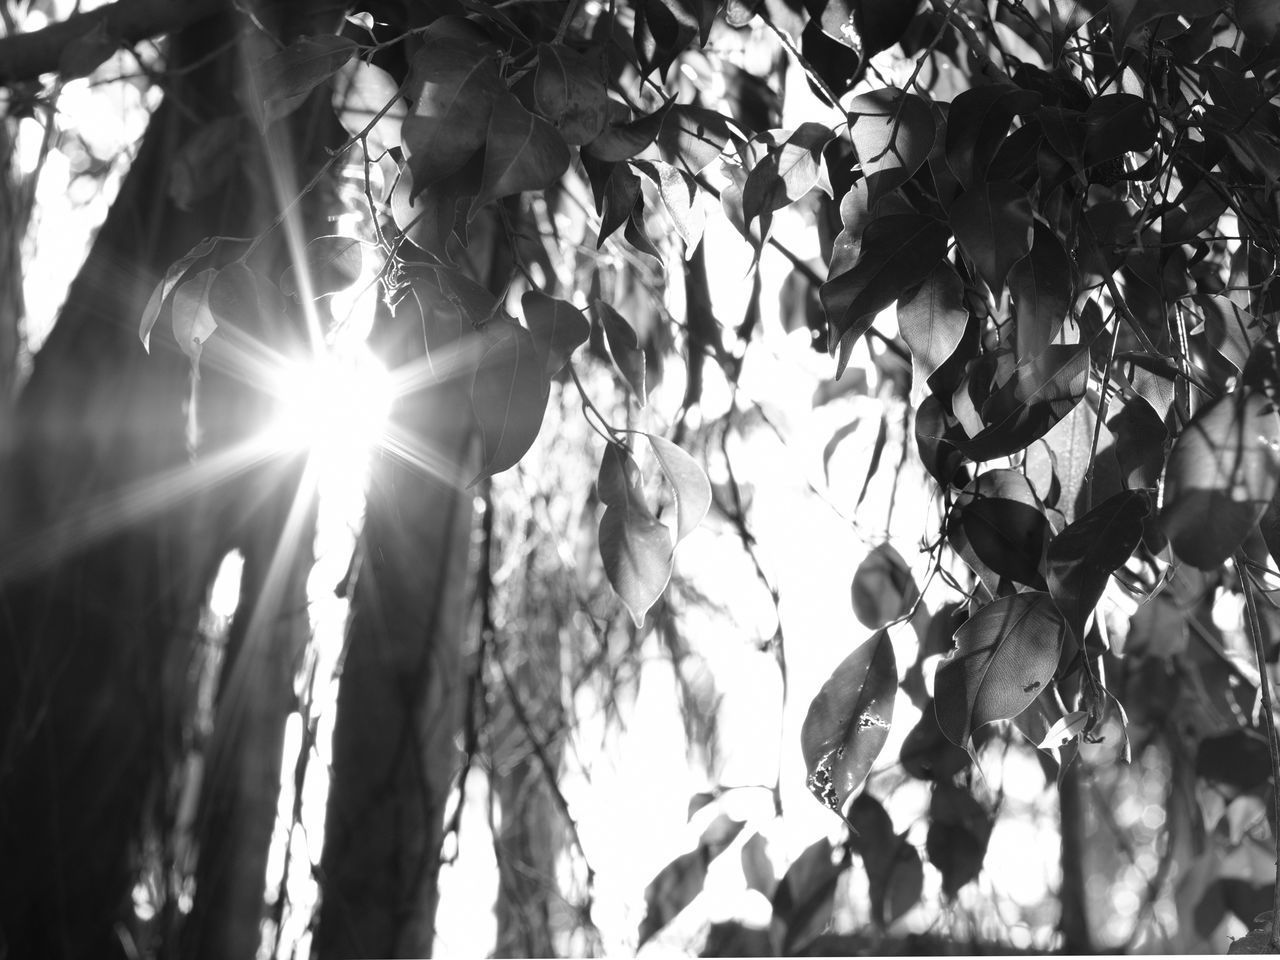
xmin=1238 ymin=552 xmax=1280 ymax=949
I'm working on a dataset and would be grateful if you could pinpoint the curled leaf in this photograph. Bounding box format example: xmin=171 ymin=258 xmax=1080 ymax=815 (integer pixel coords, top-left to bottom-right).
xmin=645 ymin=434 xmax=711 ymax=545
xmin=598 ymin=442 xmax=674 ymax=625
xmin=171 ymin=268 xmax=220 ymax=367
xmin=140 ymin=237 xmax=220 ymax=352
xmin=595 ymin=301 xmax=647 ymax=401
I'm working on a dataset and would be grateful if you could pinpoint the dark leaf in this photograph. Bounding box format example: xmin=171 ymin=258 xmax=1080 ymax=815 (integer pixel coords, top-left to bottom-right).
xmin=847 ymin=87 xmax=936 ymax=206
xmin=944 ymin=84 xmax=1041 ymax=189
xmin=256 ymin=35 xmax=360 ymax=129
xmin=926 ymin=782 xmax=992 ymax=898
xmin=770 ymin=838 xmax=841 ymax=955
xmin=741 ymin=833 xmax=776 ymax=898
xmin=1009 ymin=220 xmax=1073 ymax=361
xmin=821 ymin=214 xmax=951 ymax=347
xmin=851 ymin=542 xmax=919 ymax=628
xmin=58 ymin=18 xmax=118 ymax=80
xmin=596 ymin=301 xmax=647 ymax=401
xmin=332 ymin=60 xmax=405 ymax=156
xmin=534 ymin=43 xmax=608 ymax=145
xmin=848 ymin=794 xmax=923 ymax=928
xmin=169 ymin=117 xmax=244 ymax=211
xmin=658 ymin=106 xmax=740 ymax=173
xmin=901 ymin=700 xmax=970 ymax=780
xmin=934 ymin=593 xmax=1068 ymax=749
xmin=1161 ymin=390 xmax=1280 ymax=569
xmin=140 ymin=237 xmax=219 ymax=352
xmin=1046 ymin=490 xmax=1149 ymax=639
xmin=633 ymin=159 xmax=705 ymax=248
xmin=171 ymin=268 xmax=219 ymax=367
xmin=470 ymin=321 xmax=550 ymax=483
xmin=949 ymin=180 xmax=1034 ymax=293
xmin=957 ymin=495 xmax=1052 ymax=589
xmin=638 ymin=848 xmax=707 ymax=945
xmin=742 ymin=123 xmax=837 ymax=232
xmin=801 ymin=630 xmax=897 ymax=816
xmin=522 ymin=291 xmax=590 ymax=376
xmin=898 ymin=261 xmax=967 ymax=396
xmin=585 ymin=101 xmax=673 ymax=162
xmin=1196 ymin=731 xmax=1271 ymax=791
xmin=472 ymin=93 xmax=571 ymax=214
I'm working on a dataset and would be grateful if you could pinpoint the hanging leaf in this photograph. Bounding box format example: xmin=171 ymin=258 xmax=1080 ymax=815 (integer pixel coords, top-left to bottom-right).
xmin=207 ymin=261 xmax=264 ymax=332
xmin=280 ymin=236 xmax=363 ymax=299
xmin=533 ymin=43 xmax=608 ymax=145
xmin=402 ymin=41 xmax=503 ymax=191
xmin=637 ymin=848 xmax=708 ymax=945
xmin=770 ymin=838 xmax=842 ymax=956
xmin=332 ymin=59 xmax=406 ymax=156
xmin=645 ymin=434 xmax=711 ymax=545
xmin=595 ymin=301 xmax=647 ymax=401
xmin=934 ymin=592 xmax=1068 ymax=749
xmin=801 ymin=630 xmax=897 ymax=816
xmin=741 ymin=833 xmax=776 ymax=898
xmin=1046 ymin=489 xmax=1149 ymax=639
xmin=742 ymin=123 xmax=837 ymax=231
xmin=171 ymin=268 xmax=220 ymax=367
xmin=585 ymin=101 xmax=673 ymax=162
xmin=949 ymin=180 xmax=1034 ymax=293
xmin=632 ymin=159 xmax=705 ymax=249
xmin=470 ymin=321 xmax=550 ymax=483
xmin=658 ymin=106 xmax=739 ymax=174
xmin=255 ymin=35 xmax=360 ymax=129
xmin=1009 ymin=220 xmax=1073 ymax=362
xmin=901 ymin=699 xmax=971 ymax=780
xmin=598 ymin=442 xmax=674 ymax=625
xmin=140 ymin=237 xmax=220 ymax=352
xmin=898 ymin=261 xmax=967 ymax=397
xmin=1082 ymin=93 xmax=1158 ymax=168
xmin=1160 ymin=390 xmax=1280 ymax=569
xmin=851 ymin=543 xmax=919 ymax=628
xmin=847 ymin=87 xmax=936 ymax=206
xmin=956 ymin=495 xmax=1052 ymax=589
xmin=821 ymin=214 xmax=951 ymax=348
xmin=471 ymin=93 xmax=570 ymax=216
xmin=521 ymin=291 xmax=590 ymax=376
xmin=848 ymin=795 xmax=923 ymax=928
xmin=925 ymin=782 xmax=992 ymax=898
xmin=955 ymin=341 xmax=1091 ymax=462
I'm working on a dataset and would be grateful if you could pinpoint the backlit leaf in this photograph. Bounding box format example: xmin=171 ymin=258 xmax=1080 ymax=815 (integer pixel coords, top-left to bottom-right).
xmin=949 ymin=180 xmax=1033 ymax=293
xmin=658 ymin=106 xmax=739 ymax=173
xmin=140 ymin=237 xmax=219 ymax=352
xmin=470 ymin=321 xmax=550 ymax=483
xmin=598 ymin=442 xmax=674 ymax=625
xmin=280 ymin=236 xmax=363 ymax=299
xmin=742 ymin=123 xmax=837 ymax=230
xmin=256 ymin=35 xmax=359 ymax=129
xmin=770 ymin=838 xmax=841 ymax=955
xmin=801 ymin=629 xmax=897 ymax=816
xmin=934 ymin=593 xmax=1068 ymax=749
xmin=171 ymin=268 xmax=219 ymax=366
xmin=332 ymin=59 xmax=406 ymax=156
xmin=847 ymin=87 xmax=936 ymax=206
xmin=522 ymin=291 xmax=589 ymax=376
xmin=897 ymin=261 xmax=967 ymax=398
xmin=645 ymin=434 xmax=710 ymax=545
xmin=633 ymin=159 xmax=705 ymax=249
xmin=472 ymin=93 xmax=571 ymax=215
xmin=1160 ymin=390 xmax=1280 ymax=569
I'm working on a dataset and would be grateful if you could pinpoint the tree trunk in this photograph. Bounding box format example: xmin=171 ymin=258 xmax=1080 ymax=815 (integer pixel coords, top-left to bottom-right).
xmin=1058 ymin=763 xmax=1096 ymax=954
xmin=313 ymin=362 xmax=478 ymax=958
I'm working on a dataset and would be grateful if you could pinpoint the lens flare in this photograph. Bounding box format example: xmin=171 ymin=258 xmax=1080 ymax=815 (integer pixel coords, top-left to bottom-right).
xmin=266 ymin=346 xmax=392 ymax=464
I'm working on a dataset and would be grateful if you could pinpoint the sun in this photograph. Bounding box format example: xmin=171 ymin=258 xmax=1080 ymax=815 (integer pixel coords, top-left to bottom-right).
xmin=265 ymin=343 xmax=393 ymax=469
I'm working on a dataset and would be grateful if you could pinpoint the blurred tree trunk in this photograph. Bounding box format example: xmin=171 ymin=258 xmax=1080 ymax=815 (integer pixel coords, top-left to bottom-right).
xmin=313 ymin=322 xmax=478 ymax=957
xmin=1058 ymin=765 xmax=1096 ymax=953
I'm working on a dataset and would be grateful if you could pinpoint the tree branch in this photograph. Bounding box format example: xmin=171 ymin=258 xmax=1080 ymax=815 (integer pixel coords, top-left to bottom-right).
xmin=0 ymin=0 xmax=227 ymax=85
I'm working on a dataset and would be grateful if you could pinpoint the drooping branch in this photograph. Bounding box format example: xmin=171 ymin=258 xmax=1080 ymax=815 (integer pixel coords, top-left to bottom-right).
xmin=0 ymin=0 xmax=226 ymax=84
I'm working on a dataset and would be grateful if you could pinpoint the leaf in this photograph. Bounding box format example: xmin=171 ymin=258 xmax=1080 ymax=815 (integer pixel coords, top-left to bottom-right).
xmin=770 ymin=838 xmax=841 ymax=956
xmin=847 ymin=87 xmax=937 ymax=206
xmin=598 ymin=442 xmax=674 ymax=625
xmin=645 ymin=434 xmax=711 ymax=545
xmin=638 ymin=848 xmax=707 ymax=945
xmin=585 ymin=101 xmax=673 ymax=162
xmin=1160 ymin=390 xmax=1280 ymax=569
xmin=58 ymin=18 xmax=118 ymax=80
xmin=1046 ymin=490 xmax=1149 ymax=639
xmin=900 ymin=699 xmax=970 ymax=780
xmin=401 ymin=41 xmax=503 ymax=190
xmin=848 ymin=795 xmax=924 ymax=928
xmin=955 ymin=341 xmax=1091 ymax=462
xmin=897 ymin=261 xmax=967 ymax=398
xmin=332 ymin=59 xmax=406 ymax=156
xmin=957 ymin=495 xmax=1052 ymax=589
xmin=945 ymin=85 xmax=1042 ymax=189
xmin=595 ymin=301 xmax=647 ymax=401
xmin=139 ymin=237 xmax=219 ymax=352
xmin=472 ymin=93 xmax=571 ymax=215
xmin=1037 ymin=710 xmax=1089 ymax=750
xmin=632 ymin=159 xmax=705 ymax=249
xmin=1009 ymin=221 xmax=1073 ymax=362
xmin=280 ymin=236 xmax=363 ymax=299
xmin=207 ymin=261 xmax=264 ymax=332
xmin=926 ymin=782 xmax=992 ymax=898
xmin=949 ymin=180 xmax=1034 ymax=293
xmin=533 ymin=43 xmax=608 ymax=145
xmin=801 ymin=630 xmax=897 ymax=816
xmin=741 ymin=123 xmax=837 ymax=231
xmin=1236 ymin=0 xmax=1280 ymax=46
xmin=934 ymin=593 xmax=1068 ymax=749
xmin=741 ymin=833 xmax=776 ymax=898
xmin=1082 ymin=93 xmax=1158 ymax=168
xmin=851 ymin=543 xmax=919 ymax=628
xmin=821 ymin=214 xmax=951 ymax=348
xmin=521 ymin=291 xmax=589 ymax=376
xmin=256 ymin=35 xmax=359 ymax=129
xmin=171 ymin=268 xmax=219 ymax=367
xmin=470 ymin=322 xmax=550 ymax=483
xmin=658 ymin=106 xmax=739 ymax=174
